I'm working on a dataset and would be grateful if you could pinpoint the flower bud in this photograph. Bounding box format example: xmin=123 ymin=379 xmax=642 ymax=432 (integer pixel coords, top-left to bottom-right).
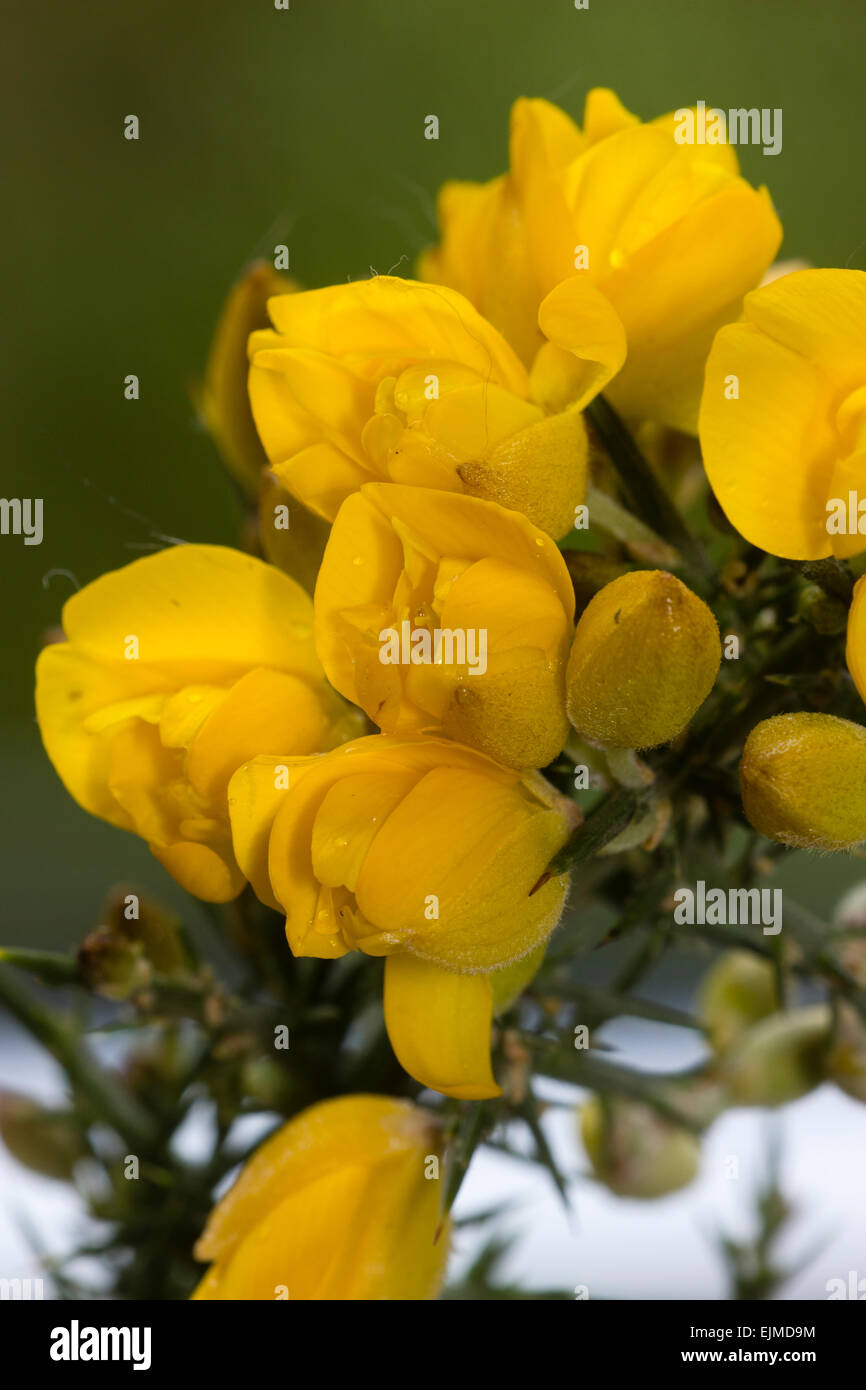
xmin=740 ymin=713 xmax=866 ymax=851
xmin=579 ymin=1096 xmax=700 ymax=1199
xmin=258 ymin=471 xmax=330 ymax=596
xmin=566 ymin=570 xmax=721 ymax=749
xmin=824 ymin=1001 xmax=866 ymax=1104
xmin=101 ymin=887 xmax=191 ymax=978
xmin=721 ymin=1005 xmax=832 ymax=1107
xmin=0 ymin=1092 xmax=87 ymax=1181
xmin=797 ymin=583 xmax=848 ymax=636
xmin=77 ymin=926 xmax=149 ymax=1000
xmin=831 ymin=882 xmax=866 ymax=987
xmin=698 ymin=950 xmax=780 ymax=1054
xmin=193 ymin=1095 xmax=448 ymax=1300
xmin=197 ymin=262 xmax=293 ymax=495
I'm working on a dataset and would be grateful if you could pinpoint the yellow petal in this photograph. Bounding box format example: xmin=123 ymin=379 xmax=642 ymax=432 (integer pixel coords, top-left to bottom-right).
xmin=582 ymin=87 xmax=639 ymax=143
xmin=263 ymin=276 xmax=527 ymax=393
xmin=152 ymin=840 xmax=244 ymax=903
xmin=354 ymin=763 xmax=570 ymax=970
xmin=384 ymin=954 xmax=501 ymax=1099
xmin=602 ymin=178 xmax=782 ymax=431
xmin=532 ymin=277 xmax=627 ymax=412
xmin=509 ymin=97 xmax=585 ymax=193
xmin=227 ymin=754 xmax=300 ymax=911
xmin=194 ymin=1092 xmax=438 ymax=1261
xmin=699 ymin=271 xmax=865 ymax=558
xmin=44 ymin=544 xmax=321 ymax=682
xmin=847 ymin=576 xmax=866 ymax=705
xmin=186 ymin=667 xmax=334 ymax=805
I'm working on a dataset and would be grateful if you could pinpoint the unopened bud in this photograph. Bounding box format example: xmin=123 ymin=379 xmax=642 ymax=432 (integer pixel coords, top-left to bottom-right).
xmin=698 ymin=950 xmax=780 ymax=1054
xmin=797 ymin=583 xmax=848 ymax=636
xmin=824 ymin=1001 xmax=866 ymax=1104
xmin=102 ymin=887 xmax=191 ymax=978
xmin=740 ymin=713 xmax=866 ymax=851
xmin=0 ymin=1092 xmax=86 ymax=1180
xmin=722 ymin=1004 xmax=831 ymax=1107
xmin=77 ymin=926 xmax=148 ymax=1000
xmin=579 ymin=1096 xmax=700 ymax=1199
xmin=566 ymin=570 xmax=721 ymax=749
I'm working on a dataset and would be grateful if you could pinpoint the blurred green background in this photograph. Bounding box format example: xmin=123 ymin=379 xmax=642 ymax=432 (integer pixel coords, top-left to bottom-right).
xmin=2 ymin=0 xmax=865 ymax=946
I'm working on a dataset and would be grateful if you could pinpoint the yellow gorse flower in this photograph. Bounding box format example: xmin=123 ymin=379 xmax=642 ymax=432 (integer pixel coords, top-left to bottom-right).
xmin=192 ymin=1094 xmax=448 ymax=1300
xmin=314 ymin=482 xmax=576 ymax=770
xmin=700 ymin=268 xmax=866 ymax=561
xmin=35 ymin=545 xmax=361 ymax=901
xmin=248 ymin=274 xmax=625 ymax=538
xmin=228 ymin=733 xmax=573 ymax=1097
xmin=420 ymin=89 xmax=781 ymax=432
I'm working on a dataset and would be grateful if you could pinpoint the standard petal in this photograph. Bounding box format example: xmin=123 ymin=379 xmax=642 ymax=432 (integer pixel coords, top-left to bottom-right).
xmin=700 ymin=320 xmax=834 ymax=558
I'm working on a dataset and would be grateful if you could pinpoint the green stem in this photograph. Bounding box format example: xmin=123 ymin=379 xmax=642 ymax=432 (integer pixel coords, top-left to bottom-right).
xmin=0 ymin=947 xmax=79 ymax=985
xmin=586 ymin=395 xmax=712 ymax=585
xmin=0 ymin=964 xmax=158 ymax=1153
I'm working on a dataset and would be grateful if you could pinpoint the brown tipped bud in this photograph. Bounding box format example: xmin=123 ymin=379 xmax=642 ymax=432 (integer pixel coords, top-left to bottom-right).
xmin=579 ymin=1096 xmax=700 ymax=1199
xmin=0 ymin=1092 xmax=87 ymax=1180
xmin=741 ymin=713 xmax=866 ymax=851
xmin=722 ymin=1005 xmax=831 ymax=1107
xmin=698 ymin=950 xmax=780 ymax=1053
xmin=101 ymin=887 xmax=191 ymax=978
xmin=77 ymin=926 xmax=148 ymax=1000
xmin=566 ymin=570 xmax=721 ymax=750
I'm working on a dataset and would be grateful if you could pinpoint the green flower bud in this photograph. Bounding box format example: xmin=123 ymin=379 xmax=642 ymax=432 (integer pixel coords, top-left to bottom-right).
xmin=796 ymin=583 xmax=848 ymax=636
xmin=102 ymin=887 xmax=192 ymax=978
xmin=77 ymin=926 xmax=148 ymax=1000
xmin=740 ymin=713 xmax=866 ymax=851
xmin=566 ymin=570 xmax=721 ymax=750
xmin=579 ymin=1096 xmax=700 ymax=1199
xmin=825 ymin=1001 xmax=866 ymax=1104
xmin=0 ymin=1092 xmax=87 ymax=1180
xmin=698 ymin=950 xmax=780 ymax=1053
xmin=722 ymin=1005 xmax=832 ymax=1107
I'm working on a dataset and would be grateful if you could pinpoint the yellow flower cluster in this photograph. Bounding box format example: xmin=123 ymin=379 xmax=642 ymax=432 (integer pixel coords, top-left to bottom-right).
xmin=39 ymin=88 xmax=760 ymax=1119
xmin=34 ymin=83 xmax=866 ymax=1297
